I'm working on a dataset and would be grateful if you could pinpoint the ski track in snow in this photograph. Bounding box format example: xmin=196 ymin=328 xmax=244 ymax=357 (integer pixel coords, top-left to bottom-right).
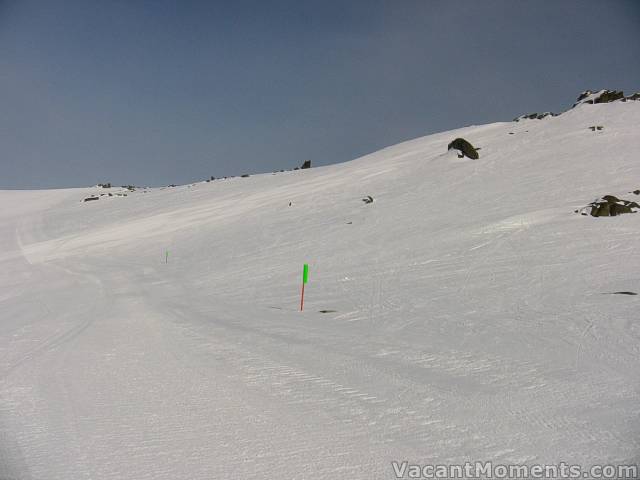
xmin=1 ymin=102 xmax=640 ymax=478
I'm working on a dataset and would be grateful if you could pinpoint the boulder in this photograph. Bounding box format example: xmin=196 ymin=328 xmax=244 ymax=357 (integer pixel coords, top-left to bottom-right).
xmin=301 ymin=160 xmax=311 ymax=169
xmin=577 ymin=195 xmax=640 ymax=217
xmin=447 ymin=138 xmax=479 ymax=160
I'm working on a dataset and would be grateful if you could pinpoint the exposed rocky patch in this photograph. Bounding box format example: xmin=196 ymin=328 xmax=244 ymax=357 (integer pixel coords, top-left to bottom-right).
xmin=513 ymin=112 xmax=558 ymax=122
xmin=576 ymin=89 xmax=624 ymax=105
xmin=573 ymin=89 xmax=639 ymax=107
xmin=576 ymin=195 xmax=640 ymax=217
xmin=83 ymin=189 xmax=130 ymax=203
xmin=511 ymin=89 xmax=638 ymax=124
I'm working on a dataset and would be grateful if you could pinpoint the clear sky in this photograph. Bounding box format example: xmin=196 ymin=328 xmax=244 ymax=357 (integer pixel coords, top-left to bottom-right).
xmin=1 ymin=0 xmax=639 ymax=189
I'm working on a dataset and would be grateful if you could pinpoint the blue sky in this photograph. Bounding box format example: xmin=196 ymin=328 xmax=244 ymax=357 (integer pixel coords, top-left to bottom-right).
xmin=1 ymin=0 xmax=639 ymax=188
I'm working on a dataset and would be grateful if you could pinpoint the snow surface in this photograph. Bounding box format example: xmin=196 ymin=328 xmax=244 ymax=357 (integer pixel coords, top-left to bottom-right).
xmin=1 ymin=100 xmax=639 ymax=479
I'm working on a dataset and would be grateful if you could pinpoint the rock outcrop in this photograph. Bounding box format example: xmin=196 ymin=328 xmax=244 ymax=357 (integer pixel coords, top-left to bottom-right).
xmin=573 ymin=89 xmax=639 ymax=107
xmin=512 ymin=89 xmax=638 ymax=122
xmin=513 ymin=112 xmax=558 ymax=122
xmin=576 ymin=89 xmax=624 ymax=105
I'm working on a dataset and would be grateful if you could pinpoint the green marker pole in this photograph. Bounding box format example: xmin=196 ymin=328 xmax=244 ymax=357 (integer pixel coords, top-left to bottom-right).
xmin=300 ymin=264 xmax=309 ymax=311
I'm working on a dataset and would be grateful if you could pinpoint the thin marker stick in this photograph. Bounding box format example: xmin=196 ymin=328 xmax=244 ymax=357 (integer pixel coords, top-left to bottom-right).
xmin=300 ymin=264 xmax=308 ymax=311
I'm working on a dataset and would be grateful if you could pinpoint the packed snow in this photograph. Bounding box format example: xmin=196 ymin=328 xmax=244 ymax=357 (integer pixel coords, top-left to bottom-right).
xmin=1 ymin=99 xmax=639 ymax=479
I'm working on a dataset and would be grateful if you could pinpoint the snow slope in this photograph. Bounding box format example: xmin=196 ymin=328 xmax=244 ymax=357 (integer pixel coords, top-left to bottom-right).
xmin=1 ymin=100 xmax=639 ymax=479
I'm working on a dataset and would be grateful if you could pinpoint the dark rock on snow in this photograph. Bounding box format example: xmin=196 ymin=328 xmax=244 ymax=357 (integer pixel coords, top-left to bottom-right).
xmin=513 ymin=112 xmax=558 ymax=122
xmin=573 ymin=89 xmax=640 ymax=107
xmin=301 ymin=160 xmax=311 ymax=169
xmin=576 ymin=89 xmax=624 ymax=105
xmin=447 ymin=138 xmax=479 ymax=160
xmin=577 ymin=195 xmax=640 ymax=217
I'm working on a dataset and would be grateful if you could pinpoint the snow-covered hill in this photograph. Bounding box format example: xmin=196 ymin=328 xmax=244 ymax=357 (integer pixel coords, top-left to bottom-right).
xmin=1 ymin=95 xmax=639 ymax=479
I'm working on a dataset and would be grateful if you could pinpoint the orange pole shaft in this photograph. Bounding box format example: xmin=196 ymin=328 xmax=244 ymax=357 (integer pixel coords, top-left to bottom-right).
xmin=300 ymin=282 xmax=305 ymax=311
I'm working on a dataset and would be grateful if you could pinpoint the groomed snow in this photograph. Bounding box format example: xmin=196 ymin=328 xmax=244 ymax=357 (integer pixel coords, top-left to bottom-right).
xmin=1 ymin=100 xmax=639 ymax=479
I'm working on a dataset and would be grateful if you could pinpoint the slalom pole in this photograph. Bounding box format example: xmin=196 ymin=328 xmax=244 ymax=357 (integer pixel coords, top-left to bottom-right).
xmin=300 ymin=264 xmax=309 ymax=311
xmin=165 ymin=250 xmax=169 ymax=264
